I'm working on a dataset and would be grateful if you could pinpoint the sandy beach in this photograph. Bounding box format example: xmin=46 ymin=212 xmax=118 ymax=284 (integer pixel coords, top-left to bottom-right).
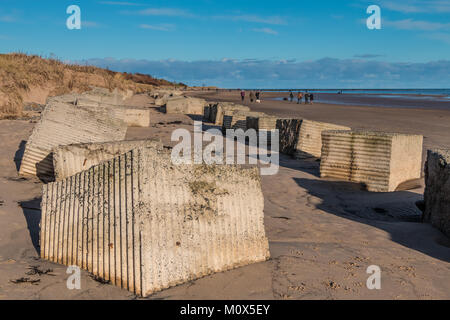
xmin=1 ymin=92 xmax=449 ymax=300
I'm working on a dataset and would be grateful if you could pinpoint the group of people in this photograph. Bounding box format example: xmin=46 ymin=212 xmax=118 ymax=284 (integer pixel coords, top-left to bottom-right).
xmin=240 ymin=90 xmax=261 ymax=103
xmin=239 ymin=89 xmax=314 ymax=105
xmin=289 ymin=91 xmax=314 ymax=104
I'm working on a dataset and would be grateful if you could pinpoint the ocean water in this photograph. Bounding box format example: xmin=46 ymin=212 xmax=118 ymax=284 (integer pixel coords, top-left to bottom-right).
xmin=255 ymin=89 xmax=450 ymax=97
xmin=264 ymin=89 xmax=450 ymax=109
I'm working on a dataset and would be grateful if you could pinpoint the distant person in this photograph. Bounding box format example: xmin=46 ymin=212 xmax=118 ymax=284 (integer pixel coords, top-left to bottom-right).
xmin=310 ymin=93 xmax=314 ymax=104
xmin=240 ymin=90 xmax=245 ymax=102
xmin=250 ymin=91 xmax=255 ymax=103
xmin=255 ymin=91 xmax=261 ymax=103
xmin=289 ymin=91 xmax=294 ymax=102
xmin=304 ymin=93 xmax=310 ymax=104
xmin=297 ymin=92 xmax=303 ymax=104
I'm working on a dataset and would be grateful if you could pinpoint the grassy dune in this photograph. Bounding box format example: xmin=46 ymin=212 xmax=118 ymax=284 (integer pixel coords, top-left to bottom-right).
xmin=0 ymin=53 xmax=183 ymax=118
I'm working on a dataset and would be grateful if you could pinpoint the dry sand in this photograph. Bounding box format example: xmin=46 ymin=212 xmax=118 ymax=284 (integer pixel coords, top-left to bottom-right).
xmin=0 ymin=93 xmax=449 ymax=299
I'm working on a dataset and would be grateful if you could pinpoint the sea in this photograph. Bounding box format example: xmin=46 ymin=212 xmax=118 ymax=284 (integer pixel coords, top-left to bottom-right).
xmin=251 ymin=89 xmax=450 ymax=109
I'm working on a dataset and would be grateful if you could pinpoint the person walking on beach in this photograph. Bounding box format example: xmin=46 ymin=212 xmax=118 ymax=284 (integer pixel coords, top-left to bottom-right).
xmin=289 ymin=91 xmax=294 ymax=102
xmin=297 ymin=92 xmax=303 ymax=104
xmin=255 ymin=91 xmax=260 ymax=101
xmin=240 ymin=90 xmax=245 ymax=102
xmin=249 ymin=91 xmax=255 ymax=103
xmin=310 ymin=93 xmax=314 ymax=105
xmin=304 ymin=92 xmax=310 ymax=104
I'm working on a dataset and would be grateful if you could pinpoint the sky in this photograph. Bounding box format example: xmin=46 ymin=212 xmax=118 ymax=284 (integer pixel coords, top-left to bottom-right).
xmin=0 ymin=0 xmax=449 ymax=88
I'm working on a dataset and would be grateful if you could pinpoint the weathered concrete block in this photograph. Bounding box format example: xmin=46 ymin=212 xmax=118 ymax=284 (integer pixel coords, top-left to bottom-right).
xmin=75 ymin=98 xmax=150 ymax=127
xmin=222 ymin=111 xmax=266 ymax=131
xmin=210 ymin=103 xmax=250 ymax=125
xmin=80 ymin=87 xmax=130 ymax=106
xmin=247 ymin=115 xmax=279 ymax=131
xmin=164 ymin=97 xmax=206 ymax=115
xmin=123 ymin=108 xmax=151 ymax=127
xmin=424 ymin=149 xmax=450 ymax=237
xmin=277 ymin=119 xmax=351 ymax=158
xmin=40 ymin=146 xmax=270 ymax=296
xmin=53 ymin=139 xmax=163 ymax=181
xmin=18 ymin=101 xmax=127 ymax=181
xmin=320 ymin=130 xmax=423 ymax=192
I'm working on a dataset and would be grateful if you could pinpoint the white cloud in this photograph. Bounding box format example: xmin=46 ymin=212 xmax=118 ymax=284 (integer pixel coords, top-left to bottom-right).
xmin=385 ymin=18 xmax=450 ymax=31
xmin=78 ymin=57 xmax=450 ymax=88
xmin=424 ymin=32 xmax=450 ymax=44
xmin=139 ymin=24 xmax=175 ymax=31
xmin=213 ymin=14 xmax=287 ymax=25
xmin=129 ymin=8 xmax=194 ymax=17
xmin=381 ymin=0 xmax=450 ymax=13
xmin=252 ymin=27 xmax=278 ymax=35
xmin=83 ymin=21 xmax=103 ymax=28
xmin=100 ymin=1 xmax=143 ymax=5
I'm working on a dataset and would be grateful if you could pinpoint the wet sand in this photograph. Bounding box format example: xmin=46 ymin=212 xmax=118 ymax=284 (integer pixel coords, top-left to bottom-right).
xmin=1 ymin=94 xmax=449 ymax=300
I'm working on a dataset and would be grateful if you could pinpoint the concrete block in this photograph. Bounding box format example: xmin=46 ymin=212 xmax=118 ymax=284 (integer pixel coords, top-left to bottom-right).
xmin=75 ymin=98 xmax=150 ymax=127
xmin=40 ymin=146 xmax=270 ymax=296
xmin=18 ymin=101 xmax=127 ymax=182
xmin=124 ymin=108 xmax=151 ymax=127
xmin=247 ymin=115 xmax=279 ymax=131
xmin=53 ymin=139 xmax=163 ymax=181
xmin=222 ymin=111 xmax=266 ymax=132
xmin=164 ymin=97 xmax=206 ymax=115
xmin=210 ymin=103 xmax=250 ymax=126
xmin=80 ymin=87 xmax=129 ymax=106
xmin=320 ymin=130 xmax=423 ymax=192
xmin=424 ymin=149 xmax=450 ymax=237
xmin=277 ymin=119 xmax=351 ymax=158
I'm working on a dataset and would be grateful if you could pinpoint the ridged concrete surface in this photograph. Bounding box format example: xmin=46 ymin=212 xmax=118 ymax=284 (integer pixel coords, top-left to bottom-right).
xmin=210 ymin=103 xmax=250 ymax=125
xmin=277 ymin=119 xmax=350 ymax=158
xmin=41 ymin=147 xmax=270 ymax=296
xmin=53 ymin=139 xmax=163 ymax=181
xmin=320 ymin=130 xmax=423 ymax=192
xmin=424 ymin=149 xmax=450 ymax=237
xmin=19 ymin=101 xmax=127 ymax=181
xmin=222 ymin=111 xmax=266 ymax=131
xmin=76 ymin=98 xmax=150 ymax=127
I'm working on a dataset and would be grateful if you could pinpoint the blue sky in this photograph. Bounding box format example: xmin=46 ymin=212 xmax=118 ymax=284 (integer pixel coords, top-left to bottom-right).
xmin=1 ymin=0 xmax=450 ymax=88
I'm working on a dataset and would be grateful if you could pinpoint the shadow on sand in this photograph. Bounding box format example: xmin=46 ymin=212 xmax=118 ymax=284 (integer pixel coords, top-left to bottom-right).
xmin=14 ymin=140 xmax=26 ymax=172
xmin=292 ymin=174 xmax=450 ymax=263
xmin=19 ymin=197 xmax=42 ymax=255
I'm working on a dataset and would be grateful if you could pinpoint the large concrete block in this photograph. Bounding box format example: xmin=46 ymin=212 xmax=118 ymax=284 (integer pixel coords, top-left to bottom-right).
xmin=53 ymin=139 xmax=163 ymax=181
xmin=80 ymin=87 xmax=130 ymax=106
xmin=222 ymin=111 xmax=266 ymax=131
xmin=123 ymin=108 xmax=151 ymax=127
xmin=18 ymin=101 xmax=127 ymax=181
xmin=75 ymin=98 xmax=150 ymax=127
xmin=424 ymin=149 xmax=450 ymax=237
xmin=40 ymin=146 xmax=270 ymax=296
xmin=320 ymin=130 xmax=423 ymax=192
xmin=247 ymin=115 xmax=279 ymax=131
xmin=210 ymin=103 xmax=250 ymax=125
xmin=164 ymin=97 xmax=206 ymax=115
xmin=277 ymin=119 xmax=351 ymax=158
